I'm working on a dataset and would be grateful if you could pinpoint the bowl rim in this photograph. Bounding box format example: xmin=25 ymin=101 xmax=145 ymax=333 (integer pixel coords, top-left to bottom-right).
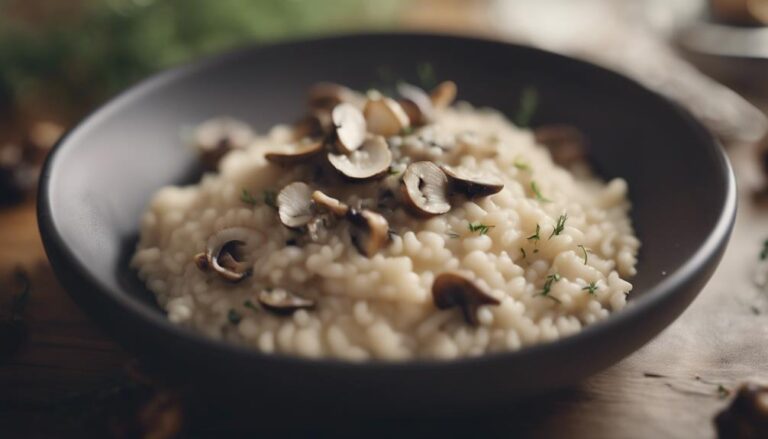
xmin=37 ymin=31 xmax=737 ymax=370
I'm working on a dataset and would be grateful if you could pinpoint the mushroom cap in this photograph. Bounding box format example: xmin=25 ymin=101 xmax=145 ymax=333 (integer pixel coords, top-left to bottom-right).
xmin=441 ymin=165 xmax=504 ymax=198
xmin=400 ymin=161 xmax=451 ymax=216
xmin=265 ymin=139 xmax=324 ymax=166
xmin=332 ymin=103 xmax=367 ymax=154
xmin=327 ymin=135 xmax=392 ymax=181
xmin=397 ymin=82 xmax=435 ymax=126
xmin=363 ymin=95 xmax=411 ymax=137
xmin=277 ymin=182 xmax=315 ymax=228
xmin=293 ymin=110 xmax=333 ymax=141
xmin=257 ymin=289 xmax=316 ymax=316
xmin=311 ymin=190 xmax=349 ymax=217
xmin=193 ymin=117 xmax=253 ymax=169
xmin=430 ymin=81 xmax=458 ymax=110
xmin=432 ymin=271 xmax=500 ymax=325
xmin=533 ymin=124 xmax=589 ymax=167
xmin=204 ymin=227 xmax=255 ymax=282
xmin=307 ymin=82 xmax=357 ymax=112
xmin=346 ymin=208 xmax=390 ymax=257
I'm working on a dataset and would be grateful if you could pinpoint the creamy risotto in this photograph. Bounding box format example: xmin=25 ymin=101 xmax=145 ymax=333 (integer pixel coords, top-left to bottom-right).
xmin=131 ymin=81 xmax=639 ymax=361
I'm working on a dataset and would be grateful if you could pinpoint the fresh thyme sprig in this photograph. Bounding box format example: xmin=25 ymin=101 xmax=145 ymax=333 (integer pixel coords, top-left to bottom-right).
xmin=549 ymin=213 xmax=567 ymax=239
xmin=530 ymin=181 xmax=550 ymax=202
xmin=578 ymin=245 xmax=589 ymax=265
xmin=515 ymin=86 xmax=538 ymax=128
xmin=240 ymin=188 xmax=259 ymax=206
xmin=513 ymin=159 xmax=530 ymax=171
xmin=536 ymin=273 xmax=562 ymax=302
xmin=582 ymin=281 xmax=599 ymax=295
xmin=527 ymin=224 xmax=541 ymax=242
xmin=263 ymin=190 xmax=278 ymax=209
xmin=468 ymin=222 xmax=495 ymax=235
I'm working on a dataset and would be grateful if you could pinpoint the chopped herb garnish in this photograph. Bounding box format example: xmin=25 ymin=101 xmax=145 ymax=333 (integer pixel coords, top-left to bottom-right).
xmin=447 ymin=232 xmax=461 ymax=239
xmin=520 ymin=247 xmax=527 ymax=258
xmin=400 ymin=126 xmax=415 ymax=136
xmin=240 ymin=188 xmax=259 ymax=206
xmin=514 ymin=86 xmax=538 ymax=128
xmin=416 ymin=62 xmax=437 ymax=89
xmin=513 ymin=160 xmax=530 ymax=171
xmin=578 ymin=245 xmax=589 ymax=265
xmin=530 ymin=181 xmax=550 ymax=202
xmin=527 ymin=224 xmax=541 ymax=242
xmin=717 ymin=384 xmax=730 ymax=399
xmin=263 ymin=190 xmax=278 ymax=209
xmin=549 ymin=213 xmax=567 ymax=239
xmin=244 ymin=300 xmax=258 ymax=312
xmin=468 ymin=222 xmax=495 ymax=235
xmin=387 ymin=166 xmax=401 ymax=176
xmin=536 ymin=273 xmax=562 ymax=302
xmin=582 ymin=281 xmax=599 ymax=295
xmin=227 ymin=309 xmax=242 ymax=325
xmin=761 ymin=239 xmax=768 ymax=260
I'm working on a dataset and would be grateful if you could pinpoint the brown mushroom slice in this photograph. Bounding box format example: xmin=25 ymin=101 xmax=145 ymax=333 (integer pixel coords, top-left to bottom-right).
xmin=293 ymin=110 xmax=333 ymax=141
xmin=327 ymin=136 xmax=392 ymax=181
xmin=277 ymin=182 xmax=315 ymax=228
xmin=257 ymin=288 xmax=316 ymax=316
xmin=193 ymin=117 xmax=253 ymax=170
xmin=430 ymin=81 xmax=457 ymax=110
xmin=312 ymin=190 xmax=349 ymax=217
xmin=441 ymin=165 xmax=504 ymax=198
xmin=432 ymin=272 xmax=500 ymax=325
xmin=265 ymin=139 xmax=324 ymax=166
xmin=332 ymin=103 xmax=367 ymax=154
xmin=363 ymin=95 xmax=411 ymax=137
xmin=397 ymin=82 xmax=435 ymax=126
xmin=533 ymin=124 xmax=588 ymax=167
xmin=307 ymin=82 xmax=356 ymax=112
xmin=400 ymin=161 xmax=451 ymax=216
xmin=346 ymin=208 xmax=390 ymax=257
xmin=204 ymin=227 xmax=255 ymax=282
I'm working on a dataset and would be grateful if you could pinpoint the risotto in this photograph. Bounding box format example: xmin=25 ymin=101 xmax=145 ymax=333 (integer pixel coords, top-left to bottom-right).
xmin=131 ymin=81 xmax=639 ymax=361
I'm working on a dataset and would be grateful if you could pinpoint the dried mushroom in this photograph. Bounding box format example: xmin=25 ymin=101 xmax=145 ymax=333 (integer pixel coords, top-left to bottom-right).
xmin=265 ymin=139 xmax=324 ymax=166
xmin=328 ymin=136 xmax=392 ymax=181
xmin=715 ymin=383 xmax=768 ymax=438
xmin=332 ymin=103 xmax=367 ymax=154
xmin=441 ymin=165 xmax=504 ymax=198
xmin=533 ymin=124 xmax=588 ymax=167
xmin=277 ymin=182 xmax=315 ymax=228
xmin=432 ymin=272 xmax=500 ymax=325
xmin=200 ymin=227 xmax=254 ymax=282
xmin=312 ymin=190 xmax=349 ymax=217
xmin=401 ymin=161 xmax=451 ymax=216
xmin=308 ymin=82 xmax=356 ymax=112
xmin=364 ymin=95 xmax=411 ymax=137
xmin=397 ymin=82 xmax=435 ymax=126
xmin=347 ymin=208 xmax=390 ymax=257
xmin=193 ymin=117 xmax=253 ymax=170
xmin=430 ymin=81 xmax=457 ymax=110
xmin=257 ymin=289 xmax=316 ymax=315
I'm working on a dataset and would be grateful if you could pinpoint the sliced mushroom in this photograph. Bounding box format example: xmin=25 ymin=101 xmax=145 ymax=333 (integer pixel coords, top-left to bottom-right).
xmin=533 ymin=124 xmax=588 ymax=167
xmin=432 ymin=272 xmax=500 ymax=325
xmin=312 ymin=190 xmax=349 ymax=216
xmin=441 ymin=165 xmax=504 ymax=198
xmin=363 ymin=95 xmax=411 ymax=137
xmin=308 ymin=82 xmax=356 ymax=112
xmin=332 ymin=103 xmax=366 ymax=154
xmin=265 ymin=139 xmax=324 ymax=166
xmin=346 ymin=208 xmax=390 ymax=257
xmin=327 ymin=136 xmax=392 ymax=181
xmin=397 ymin=82 xmax=435 ymax=126
xmin=203 ymin=227 xmax=254 ymax=282
xmin=193 ymin=117 xmax=253 ymax=170
xmin=293 ymin=110 xmax=333 ymax=141
xmin=430 ymin=81 xmax=457 ymax=110
xmin=400 ymin=161 xmax=451 ymax=216
xmin=257 ymin=288 xmax=316 ymax=316
xmin=277 ymin=182 xmax=314 ymax=228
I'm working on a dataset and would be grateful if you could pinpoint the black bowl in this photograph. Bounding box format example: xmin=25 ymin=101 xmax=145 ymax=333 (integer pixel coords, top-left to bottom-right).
xmin=38 ymin=33 xmax=735 ymax=416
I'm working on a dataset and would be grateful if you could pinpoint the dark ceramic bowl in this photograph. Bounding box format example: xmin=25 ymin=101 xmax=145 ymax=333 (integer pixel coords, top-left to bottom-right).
xmin=38 ymin=33 xmax=736 ymax=416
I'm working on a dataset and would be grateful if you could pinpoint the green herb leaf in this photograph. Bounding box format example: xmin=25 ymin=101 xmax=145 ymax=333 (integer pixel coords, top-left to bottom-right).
xmin=244 ymin=300 xmax=258 ymax=312
xmin=263 ymin=190 xmax=278 ymax=209
xmin=520 ymin=247 xmax=527 ymax=259
xmin=513 ymin=160 xmax=530 ymax=171
xmin=399 ymin=126 xmax=415 ymax=136
xmin=582 ymin=281 xmax=599 ymax=295
xmin=468 ymin=222 xmax=495 ymax=235
xmin=514 ymin=86 xmax=538 ymax=128
xmin=530 ymin=181 xmax=550 ymax=202
xmin=240 ymin=188 xmax=259 ymax=206
xmin=549 ymin=213 xmax=567 ymax=239
xmin=227 ymin=309 xmax=242 ymax=325
xmin=717 ymin=384 xmax=730 ymax=399
xmin=578 ymin=245 xmax=589 ymax=265
xmin=527 ymin=224 xmax=541 ymax=242
xmin=536 ymin=273 xmax=562 ymax=302
xmin=387 ymin=166 xmax=401 ymax=176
